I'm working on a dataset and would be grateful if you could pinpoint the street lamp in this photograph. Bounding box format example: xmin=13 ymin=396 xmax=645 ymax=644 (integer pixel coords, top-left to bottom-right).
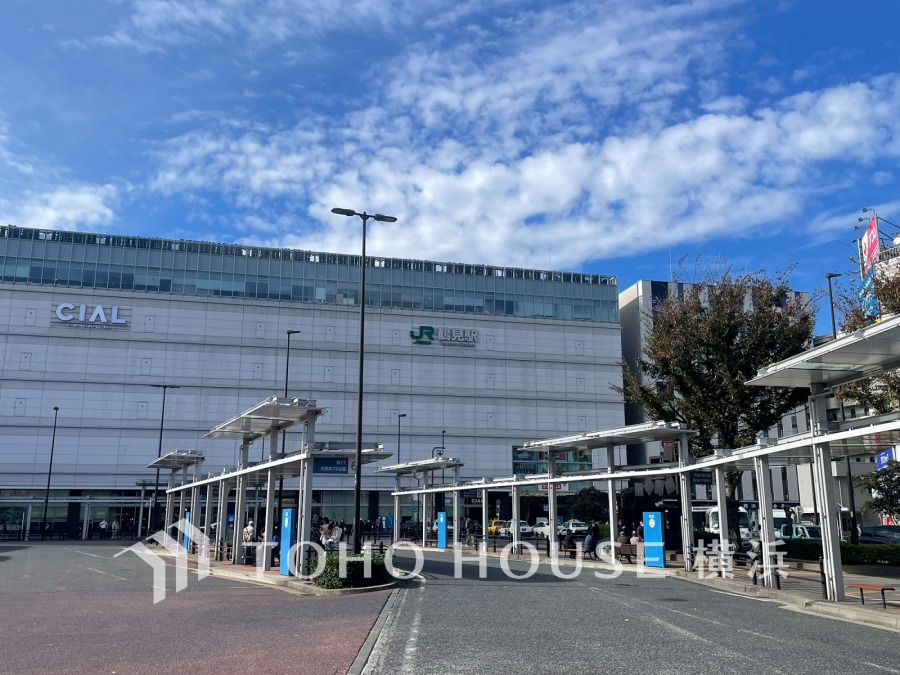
xmin=825 ymin=272 xmax=859 ymax=543
xmin=41 ymin=406 xmax=59 ymax=540
xmin=278 ymin=330 xmax=301 ymax=520
xmin=331 ymin=207 xmax=398 ymax=553
xmin=396 ymin=413 xmax=406 ymax=464
xmin=825 ymin=272 xmax=841 ymax=340
xmin=150 ymin=384 xmax=181 ymax=533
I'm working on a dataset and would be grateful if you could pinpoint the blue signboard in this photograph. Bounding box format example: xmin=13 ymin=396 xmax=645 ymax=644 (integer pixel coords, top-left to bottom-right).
xmin=691 ymin=471 xmax=713 ymax=485
xmin=642 ymin=511 xmax=665 ymax=568
xmin=380 ymin=515 xmax=394 ymax=532
xmin=858 ymin=268 xmax=879 ymax=318
xmin=437 ymin=511 xmax=447 ymax=548
xmin=876 ymin=447 xmax=895 ymax=469
xmin=312 ymin=457 xmax=350 ymax=475
xmin=280 ymin=508 xmax=296 ymax=576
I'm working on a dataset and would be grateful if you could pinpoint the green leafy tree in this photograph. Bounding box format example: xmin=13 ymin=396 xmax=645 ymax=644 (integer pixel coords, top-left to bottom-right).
xmin=855 ymin=461 xmax=900 ymax=521
xmin=832 ymin=264 xmax=900 ymax=414
xmin=614 ymin=259 xmax=814 ymax=497
xmin=571 ymin=486 xmax=607 ymax=523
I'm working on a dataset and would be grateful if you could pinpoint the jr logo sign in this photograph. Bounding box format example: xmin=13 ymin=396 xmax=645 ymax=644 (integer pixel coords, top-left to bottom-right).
xmin=410 ymin=326 xmax=435 ymax=344
xmin=411 ymin=326 xmax=477 ymax=347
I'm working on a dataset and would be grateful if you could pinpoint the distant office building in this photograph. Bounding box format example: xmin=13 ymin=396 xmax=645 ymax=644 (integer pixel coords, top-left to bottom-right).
xmin=0 ymin=225 xmax=624 ymax=537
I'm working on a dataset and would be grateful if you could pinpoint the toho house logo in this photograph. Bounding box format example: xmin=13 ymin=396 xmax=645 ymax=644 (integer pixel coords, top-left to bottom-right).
xmin=411 ymin=326 xmax=477 ymax=347
xmin=115 ymin=519 xmax=210 ymax=604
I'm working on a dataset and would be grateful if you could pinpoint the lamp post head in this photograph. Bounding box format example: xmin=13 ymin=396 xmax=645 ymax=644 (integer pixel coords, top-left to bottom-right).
xmin=331 ymin=207 xmax=356 ymax=217
xmin=286 ymin=329 xmax=301 ymax=336
xmin=825 ymin=272 xmax=842 ymax=280
xmin=53 ymin=406 xmax=59 ymax=412
xmin=373 ymin=214 xmax=397 ymax=223
xmin=399 ymin=413 xmax=407 ymax=419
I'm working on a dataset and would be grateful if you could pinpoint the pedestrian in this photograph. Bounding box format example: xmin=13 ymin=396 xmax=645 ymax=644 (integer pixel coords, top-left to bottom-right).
xmin=616 ymin=530 xmax=632 ymax=563
xmin=564 ymin=529 xmax=576 ymax=558
xmin=637 ymin=522 xmax=644 ymax=541
xmin=243 ymin=520 xmax=255 ymax=543
xmin=111 ymin=519 xmax=120 ymax=540
xmin=99 ymin=519 xmax=109 ymax=539
xmin=465 ymin=518 xmax=476 ymax=547
xmin=584 ymin=531 xmax=597 ymax=560
xmin=309 ymin=521 xmax=321 ymax=547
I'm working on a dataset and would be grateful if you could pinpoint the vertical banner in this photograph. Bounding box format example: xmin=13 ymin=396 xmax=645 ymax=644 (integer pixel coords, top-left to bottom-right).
xmin=183 ymin=511 xmax=190 ymax=551
xmin=642 ymin=511 xmax=665 ymax=568
xmin=280 ymin=508 xmax=296 ymax=576
xmin=862 ymin=215 xmax=878 ymax=273
xmin=437 ymin=511 xmax=447 ymax=548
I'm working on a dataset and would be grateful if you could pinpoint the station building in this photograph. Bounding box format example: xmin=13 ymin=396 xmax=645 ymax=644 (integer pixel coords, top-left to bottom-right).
xmin=0 ymin=225 xmax=625 ymax=537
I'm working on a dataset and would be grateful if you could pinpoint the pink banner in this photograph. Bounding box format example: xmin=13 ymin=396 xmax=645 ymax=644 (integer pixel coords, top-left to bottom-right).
xmin=863 ymin=215 xmax=878 ymax=273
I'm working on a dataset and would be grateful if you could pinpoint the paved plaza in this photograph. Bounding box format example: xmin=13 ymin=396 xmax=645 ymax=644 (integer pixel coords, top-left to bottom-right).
xmin=3 ymin=541 xmax=899 ymax=674
xmin=0 ymin=542 xmax=390 ymax=675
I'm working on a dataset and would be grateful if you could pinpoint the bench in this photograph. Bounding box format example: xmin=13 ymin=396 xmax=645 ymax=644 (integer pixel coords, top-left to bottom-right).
xmin=848 ymin=583 xmax=896 ymax=609
xmin=617 ymin=543 xmax=638 ymax=563
xmin=558 ymin=548 xmax=597 ymax=560
xmin=424 ymin=538 xmax=438 ymax=547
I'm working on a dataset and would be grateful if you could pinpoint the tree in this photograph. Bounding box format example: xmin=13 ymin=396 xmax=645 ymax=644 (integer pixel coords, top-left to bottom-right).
xmin=831 ymin=262 xmax=900 ymax=414
xmin=855 ymin=461 xmax=900 ymax=521
xmin=571 ymin=487 xmax=607 ymax=522
xmin=614 ymin=259 xmax=814 ymax=497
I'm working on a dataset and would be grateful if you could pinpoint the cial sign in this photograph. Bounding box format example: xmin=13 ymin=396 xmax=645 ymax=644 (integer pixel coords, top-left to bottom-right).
xmin=54 ymin=303 xmax=128 ymax=327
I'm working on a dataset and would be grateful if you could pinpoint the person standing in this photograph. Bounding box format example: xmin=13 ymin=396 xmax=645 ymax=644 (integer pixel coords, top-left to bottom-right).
xmin=111 ymin=520 xmax=120 ymax=540
xmin=99 ymin=519 xmax=109 ymax=539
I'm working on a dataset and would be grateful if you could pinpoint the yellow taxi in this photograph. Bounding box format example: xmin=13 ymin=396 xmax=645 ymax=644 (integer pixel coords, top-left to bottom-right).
xmin=488 ymin=519 xmax=508 ymax=535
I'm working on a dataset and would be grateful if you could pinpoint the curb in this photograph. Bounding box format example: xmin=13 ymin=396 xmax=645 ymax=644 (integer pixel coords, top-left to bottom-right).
xmin=347 ymin=589 xmax=399 ymax=675
xmin=206 ymin=564 xmax=398 ymax=596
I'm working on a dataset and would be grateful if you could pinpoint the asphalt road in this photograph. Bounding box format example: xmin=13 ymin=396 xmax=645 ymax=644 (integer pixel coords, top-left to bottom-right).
xmin=0 ymin=542 xmax=390 ymax=675
xmin=365 ymin=549 xmax=900 ymax=675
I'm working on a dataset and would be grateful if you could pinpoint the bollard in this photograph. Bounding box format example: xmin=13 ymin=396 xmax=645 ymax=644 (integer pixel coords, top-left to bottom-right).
xmin=818 ymin=556 xmax=827 ymax=599
xmin=771 ymin=554 xmax=781 ymax=590
xmin=379 ymin=540 xmax=384 ymax=555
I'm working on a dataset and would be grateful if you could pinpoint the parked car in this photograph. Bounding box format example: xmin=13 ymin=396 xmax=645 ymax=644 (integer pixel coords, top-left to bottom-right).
xmin=532 ymin=522 xmax=565 ymax=538
xmin=400 ymin=521 xmax=423 ymax=539
xmin=859 ymin=525 xmax=900 ymax=544
xmin=778 ymin=524 xmax=821 ymax=540
xmin=498 ymin=521 xmax=533 ymax=537
xmin=488 ymin=519 xmax=508 ymax=535
xmin=561 ymin=519 xmax=588 ymax=534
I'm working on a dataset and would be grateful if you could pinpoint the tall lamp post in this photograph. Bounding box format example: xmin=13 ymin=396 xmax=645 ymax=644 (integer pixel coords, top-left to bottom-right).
xmin=279 ymin=330 xmax=301 ymax=520
xmin=150 ymin=384 xmax=180 ymax=533
xmin=396 ymin=413 xmax=406 ymax=464
xmin=331 ymin=207 xmax=398 ymax=553
xmin=41 ymin=406 xmax=60 ymax=540
xmin=828 ymin=271 xmax=858 ymax=544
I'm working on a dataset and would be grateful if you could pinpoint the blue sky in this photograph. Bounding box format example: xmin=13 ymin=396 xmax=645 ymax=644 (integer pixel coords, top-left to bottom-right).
xmin=2 ymin=0 xmax=899 ymax=332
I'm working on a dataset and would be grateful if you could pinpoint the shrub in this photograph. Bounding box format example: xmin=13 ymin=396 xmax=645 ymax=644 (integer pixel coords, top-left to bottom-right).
xmin=782 ymin=539 xmax=900 ymax=566
xmin=309 ymin=553 xmax=393 ymax=589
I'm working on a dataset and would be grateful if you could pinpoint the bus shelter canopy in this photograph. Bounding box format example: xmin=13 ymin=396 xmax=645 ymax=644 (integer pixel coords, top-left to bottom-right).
xmin=203 ymin=396 xmax=321 ymax=443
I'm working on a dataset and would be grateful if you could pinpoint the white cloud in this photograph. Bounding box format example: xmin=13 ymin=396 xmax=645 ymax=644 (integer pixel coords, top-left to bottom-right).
xmin=873 ymin=171 xmax=893 ymax=186
xmin=10 ymin=185 xmax=118 ymax=231
xmin=146 ymin=73 xmax=900 ymax=270
xmin=84 ymin=0 xmax=447 ymax=52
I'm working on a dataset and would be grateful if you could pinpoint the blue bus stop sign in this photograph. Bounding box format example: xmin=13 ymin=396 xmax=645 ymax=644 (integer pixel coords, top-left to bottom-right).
xmin=280 ymin=508 xmax=296 ymax=576
xmin=642 ymin=511 xmax=665 ymax=568
xmin=437 ymin=512 xmax=447 ymax=548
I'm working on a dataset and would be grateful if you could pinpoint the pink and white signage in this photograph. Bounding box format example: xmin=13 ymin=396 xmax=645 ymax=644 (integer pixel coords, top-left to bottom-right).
xmin=862 ymin=215 xmax=879 ymax=274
